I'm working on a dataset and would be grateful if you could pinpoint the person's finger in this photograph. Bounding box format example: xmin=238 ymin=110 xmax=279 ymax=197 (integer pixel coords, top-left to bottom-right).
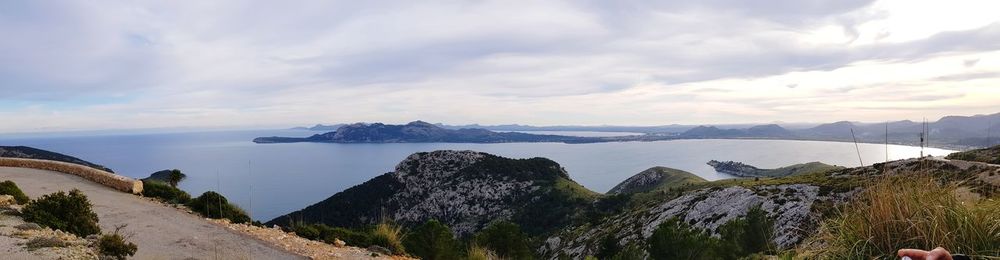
xmin=898 ymin=248 xmax=930 ymax=260
xmin=926 ymin=247 xmax=953 ymax=260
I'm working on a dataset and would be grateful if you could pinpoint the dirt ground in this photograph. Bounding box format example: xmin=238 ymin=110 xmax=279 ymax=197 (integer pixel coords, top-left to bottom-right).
xmin=0 ymin=166 xmax=306 ymax=259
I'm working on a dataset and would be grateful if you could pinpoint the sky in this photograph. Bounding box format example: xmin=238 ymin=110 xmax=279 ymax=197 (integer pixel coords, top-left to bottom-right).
xmin=1 ymin=0 xmax=1000 ymax=133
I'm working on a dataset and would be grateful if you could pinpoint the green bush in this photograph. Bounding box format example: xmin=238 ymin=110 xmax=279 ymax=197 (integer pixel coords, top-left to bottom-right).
xmin=647 ymin=217 xmax=719 ymax=260
xmin=595 ymin=235 xmax=622 ymax=259
xmin=609 ymin=244 xmax=644 ymax=260
xmin=98 ymin=225 xmax=138 ymax=260
xmin=291 ymin=222 xmax=322 ymax=240
xmin=186 ymin=191 xmax=251 ymax=224
xmin=717 ymin=205 xmax=776 ymax=258
xmin=141 ymin=180 xmax=191 ymax=204
xmin=473 ymin=221 xmax=534 ymax=260
xmin=403 ymin=219 xmax=461 ymax=260
xmin=325 ymin=226 xmax=372 ymax=247
xmin=21 ymin=189 xmax=101 ymax=237
xmin=370 ymin=221 xmax=405 ymax=255
xmin=0 ymin=180 xmax=29 ymax=204
xmin=289 ymin=221 xmax=373 ymax=247
xmin=647 ymin=207 xmax=776 ymax=260
xmin=167 ymin=169 xmax=185 ymax=188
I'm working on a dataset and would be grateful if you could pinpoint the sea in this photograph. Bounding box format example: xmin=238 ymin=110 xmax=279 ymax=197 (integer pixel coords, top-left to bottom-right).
xmin=0 ymin=129 xmax=955 ymax=221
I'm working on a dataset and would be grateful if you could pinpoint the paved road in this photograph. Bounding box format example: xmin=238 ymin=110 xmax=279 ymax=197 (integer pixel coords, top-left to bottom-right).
xmin=0 ymin=166 xmax=306 ymax=260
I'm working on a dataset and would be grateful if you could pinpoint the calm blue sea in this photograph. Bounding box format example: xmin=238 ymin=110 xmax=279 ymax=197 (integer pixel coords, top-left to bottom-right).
xmin=0 ymin=129 xmax=954 ymax=221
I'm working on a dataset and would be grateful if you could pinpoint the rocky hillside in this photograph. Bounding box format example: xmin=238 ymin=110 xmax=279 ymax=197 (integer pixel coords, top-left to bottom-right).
xmin=267 ymin=149 xmax=999 ymax=259
xmin=542 ymin=157 xmax=999 ymax=259
xmin=266 ymin=150 xmax=597 ymax=236
xmin=607 ymin=167 xmax=706 ymax=195
xmin=707 ymin=160 xmax=843 ymax=177
xmin=0 ymin=146 xmax=113 ymax=173
xmin=946 ymin=144 xmax=1000 ymax=164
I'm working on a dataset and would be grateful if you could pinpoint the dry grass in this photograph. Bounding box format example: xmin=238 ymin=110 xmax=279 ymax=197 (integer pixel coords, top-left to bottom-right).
xmin=371 ymin=221 xmax=406 ymax=255
xmin=0 ymin=158 xmax=142 ymax=194
xmin=468 ymin=244 xmax=503 ymax=260
xmin=817 ymin=174 xmax=1000 ymax=259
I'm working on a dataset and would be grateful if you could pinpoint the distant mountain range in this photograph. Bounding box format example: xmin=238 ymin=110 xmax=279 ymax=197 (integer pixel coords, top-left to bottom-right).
xmin=274 ymin=112 xmax=1000 ymax=148
xmin=258 ymin=121 xmax=599 ymax=144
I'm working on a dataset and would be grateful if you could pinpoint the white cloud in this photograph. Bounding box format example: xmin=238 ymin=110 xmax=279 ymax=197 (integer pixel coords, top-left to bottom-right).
xmin=1 ymin=0 xmax=999 ymax=133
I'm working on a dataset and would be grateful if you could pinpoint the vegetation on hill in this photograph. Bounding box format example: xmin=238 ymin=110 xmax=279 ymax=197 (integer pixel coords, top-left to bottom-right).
xmin=946 ymin=144 xmax=1000 ymax=164
xmin=370 ymin=221 xmax=406 ymax=255
xmin=141 ymin=180 xmax=191 ymax=204
xmin=813 ymin=175 xmax=1000 ymax=258
xmin=0 ymin=146 xmax=114 ymax=172
xmin=267 ymin=151 xmax=597 ymax=238
xmin=473 ymin=221 xmax=535 ymax=260
xmin=142 ymin=169 xmax=187 ymax=187
xmin=646 ymin=205 xmax=776 ymax=259
xmin=187 ymin=191 xmax=251 ymax=224
xmin=403 ymin=219 xmax=461 ymax=260
xmin=21 ymin=189 xmax=101 ymax=237
xmin=0 ymin=180 xmax=30 ymax=204
xmin=607 ymin=166 xmax=707 ymax=195
xmin=708 ymin=160 xmax=843 ymax=178
xmin=267 ymin=150 xmax=1000 ymax=259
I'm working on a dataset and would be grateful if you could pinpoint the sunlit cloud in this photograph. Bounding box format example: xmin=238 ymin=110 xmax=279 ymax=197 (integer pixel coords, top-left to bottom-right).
xmin=1 ymin=0 xmax=999 ymax=133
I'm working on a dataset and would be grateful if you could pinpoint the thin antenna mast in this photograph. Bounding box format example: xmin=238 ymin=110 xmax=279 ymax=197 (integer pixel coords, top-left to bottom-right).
xmin=884 ymin=121 xmax=889 ymax=174
xmin=851 ymin=128 xmax=864 ymax=167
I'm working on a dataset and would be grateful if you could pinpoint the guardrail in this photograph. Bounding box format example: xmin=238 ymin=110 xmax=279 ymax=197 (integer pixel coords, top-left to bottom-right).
xmin=0 ymin=158 xmax=143 ymax=194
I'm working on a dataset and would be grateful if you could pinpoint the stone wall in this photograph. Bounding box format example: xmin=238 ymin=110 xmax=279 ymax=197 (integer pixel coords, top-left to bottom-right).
xmin=0 ymin=158 xmax=142 ymax=194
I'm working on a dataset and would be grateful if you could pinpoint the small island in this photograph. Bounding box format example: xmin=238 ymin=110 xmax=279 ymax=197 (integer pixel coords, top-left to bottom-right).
xmin=707 ymin=160 xmax=843 ymax=177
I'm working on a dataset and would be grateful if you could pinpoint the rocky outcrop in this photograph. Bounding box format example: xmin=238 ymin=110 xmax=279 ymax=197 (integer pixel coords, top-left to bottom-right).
xmin=267 ymin=150 xmax=595 ymax=236
xmin=543 ymin=184 xmax=857 ymax=258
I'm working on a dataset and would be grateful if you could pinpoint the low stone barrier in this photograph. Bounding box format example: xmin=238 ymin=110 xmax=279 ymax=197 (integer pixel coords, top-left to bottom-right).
xmin=0 ymin=157 xmax=143 ymax=194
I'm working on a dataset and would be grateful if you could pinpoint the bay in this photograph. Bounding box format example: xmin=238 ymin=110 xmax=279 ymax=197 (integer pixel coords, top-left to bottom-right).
xmin=0 ymin=129 xmax=954 ymax=221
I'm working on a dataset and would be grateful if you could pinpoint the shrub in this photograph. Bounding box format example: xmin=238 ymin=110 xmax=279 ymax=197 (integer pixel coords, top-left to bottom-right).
xmin=289 ymin=221 xmax=373 ymax=247
xmin=818 ymin=175 xmax=1000 ymax=258
xmin=325 ymin=226 xmax=372 ymax=247
xmin=141 ymin=180 xmax=191 ymax=204
xmin=186 ymin=191 xmax=251 ymax=224
xmin=717 ymin=205 xmax=776 ymax=258
xmin=369 ymin=221 xmax=405 ymax=255
xmin=25 ymin=236 xmax=67 ymax=249
xmin=467 ymin=244 xmax=502 ymax=260
xmin=594 ymin=235 xmax=621 ymax=260
xmin=609 ymin=244 xmax=645 ymax=260
xmin=21 ymin=189 xmax=101 ymax=237
xmin=98 ymin=224 xmax=138 ymax=260
xmin=473 ymin=221 xmax=534 ymax=260
xmin=647 ymin=217 xmax=719 ymax=260
xmin=167 ymin=169 xmax=185 ymax=188
xmin=403 ymin=219 xmax=461 ymax=260
xmin=291 ymin=222 xmax=321 ymax=240
xmin=0 ymin=180 xmax=29 ymax=204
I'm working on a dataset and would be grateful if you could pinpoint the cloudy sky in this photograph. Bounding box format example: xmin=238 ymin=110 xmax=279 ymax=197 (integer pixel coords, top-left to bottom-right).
xmin=2 ymin=0 xmax=999 ymax=133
